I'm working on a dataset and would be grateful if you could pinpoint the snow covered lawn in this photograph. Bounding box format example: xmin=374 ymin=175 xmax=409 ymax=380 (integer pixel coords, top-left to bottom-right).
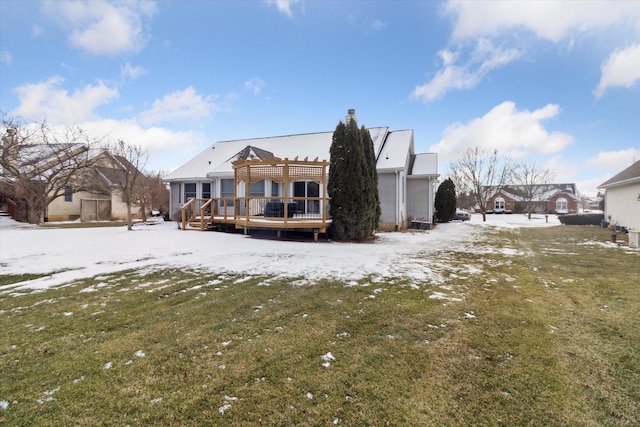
xmin=0 ymin=213 xmax=560 ymax=294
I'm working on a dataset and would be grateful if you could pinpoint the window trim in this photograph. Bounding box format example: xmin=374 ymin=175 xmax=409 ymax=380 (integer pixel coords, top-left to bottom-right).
xmin=556 ymin=197 xmax=568 ymax=212
xmin=202 ymin=182 xmax=211 ymax=199
xmin=184 ymin=182 xmax=197 ymax=203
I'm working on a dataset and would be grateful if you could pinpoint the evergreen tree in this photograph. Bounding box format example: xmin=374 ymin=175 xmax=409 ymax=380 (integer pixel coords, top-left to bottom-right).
xmin=361 ymin=125 xmax=380 ymax=231
xmin=328 ymin=118 xmax=379 ymax=240
xmin=435 ymin=178 xmax=457 ymax=222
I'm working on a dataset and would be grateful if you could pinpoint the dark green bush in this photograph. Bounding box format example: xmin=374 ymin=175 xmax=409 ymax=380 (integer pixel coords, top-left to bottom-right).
xmin=558 ymin=213 xmax=604 ymax=225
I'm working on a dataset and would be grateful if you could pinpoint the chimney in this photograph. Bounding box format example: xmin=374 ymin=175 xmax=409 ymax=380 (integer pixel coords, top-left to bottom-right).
xmin=345 ymin=108 xmax=357 ymax=125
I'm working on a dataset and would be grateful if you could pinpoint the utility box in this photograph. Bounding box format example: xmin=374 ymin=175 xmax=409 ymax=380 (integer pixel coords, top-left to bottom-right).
xmin=629 ymin=231 xmax=640 ymax=248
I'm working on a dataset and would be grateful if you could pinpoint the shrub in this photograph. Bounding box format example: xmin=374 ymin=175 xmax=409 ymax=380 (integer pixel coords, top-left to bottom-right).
xmin=558 ymin=213 xmax=604 ymax=226
xmin=435 ymin=178 xmax=456 ymax=222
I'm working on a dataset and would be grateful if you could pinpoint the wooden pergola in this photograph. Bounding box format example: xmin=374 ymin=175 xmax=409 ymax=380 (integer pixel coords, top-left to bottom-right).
xmin=180 ymin=157 xmax=332 ymax=240
xmin=232 ymin=157 xmax=331 ymax=239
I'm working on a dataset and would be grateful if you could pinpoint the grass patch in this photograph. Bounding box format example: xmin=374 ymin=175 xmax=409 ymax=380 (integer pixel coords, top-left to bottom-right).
xmin=0 ymin=273 xmax=51 ymax=287
xmin=1 ymin=226 xmax=638 ymax=425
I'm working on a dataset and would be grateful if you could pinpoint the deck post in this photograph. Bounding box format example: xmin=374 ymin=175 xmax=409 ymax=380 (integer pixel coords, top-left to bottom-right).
xmin=314 ymin=229 xmax=319 ymax=242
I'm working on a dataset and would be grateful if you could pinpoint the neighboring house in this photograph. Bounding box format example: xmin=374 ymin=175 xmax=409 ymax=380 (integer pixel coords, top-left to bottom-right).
xmin=164 ymin=111 xmax=439 ymax=233
xmin=598 ymin=159 xmax=640 ymax=234
xmin=484 ymin=183 xmax=579 ymax=214
xmin=46 ymin=150 xmax=144 ymax=222
xmin=0 ymin=131 xmax=144 ymax=222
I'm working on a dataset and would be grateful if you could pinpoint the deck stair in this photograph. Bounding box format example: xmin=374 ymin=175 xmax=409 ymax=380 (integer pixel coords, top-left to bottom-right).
xmin=180 ymin=198 xmax=236 ymax=231
xmin=184 ymin=214 xmax=215 ymax=231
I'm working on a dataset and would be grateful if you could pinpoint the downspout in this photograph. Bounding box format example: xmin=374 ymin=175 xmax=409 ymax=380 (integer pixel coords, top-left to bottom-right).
xmin=395 ymin=170 xmax=399 ymax=231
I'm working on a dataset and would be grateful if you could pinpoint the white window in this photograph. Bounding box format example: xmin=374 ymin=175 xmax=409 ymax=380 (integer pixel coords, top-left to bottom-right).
xmin=220 ymin=179 xmax=234 ymax=207
xmin=202 ymin=182 xmax=211 ymax=199
xmin=556 ymin=197 xmax=568 ymax=212
xmin=250 ymin=180 xmax=265 ymax=196
xmin=494 ymin=197 xmax=505 ymax=211
xmin=184 ymin=183 xmax=196 ymax=202
xmin=294 ymin=181 xmax=320 ymax=215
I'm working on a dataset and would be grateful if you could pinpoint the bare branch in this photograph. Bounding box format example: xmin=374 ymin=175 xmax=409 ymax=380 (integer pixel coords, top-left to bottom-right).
xmin=448 ymin=147 xmax=514 ymax=222
xmin=1 ymin=111 xmax=102 ymax=223
xmin=102 ymin=139 xmax=149 ymax=230
xmin=512 ymin=161 xmax=556 ymax=219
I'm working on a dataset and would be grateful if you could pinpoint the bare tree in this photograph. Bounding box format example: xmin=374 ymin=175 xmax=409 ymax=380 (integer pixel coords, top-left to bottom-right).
xmin=131 ymin=174 xmax=155 ymax=223
xmin=512 ymin=161 xmax=555 ymax=219
xmin=147 ymin=170 xmax=170 ymax=216
xmin=455 ymin=190 xmax=476 ymax=211
xmin=103 ymin=140 xmax=149 ymax=230
xmin=449 ymin=147 xmax=514 ymax=222
xmin=0 ymin=112 xmax=101 ymax=224
xmin=131 ymin=171 xmax=169 ymax=222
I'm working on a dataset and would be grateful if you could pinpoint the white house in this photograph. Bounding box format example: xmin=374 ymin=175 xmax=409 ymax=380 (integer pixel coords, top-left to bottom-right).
xmin=599 ymin=159 xmax=640 ymax=246
xmin=164 ymin=112 xmax=439 ymax=234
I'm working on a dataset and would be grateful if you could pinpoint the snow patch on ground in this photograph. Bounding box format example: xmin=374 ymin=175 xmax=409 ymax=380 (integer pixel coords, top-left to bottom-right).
xmin=0 ymin=213 xmax=565 ymax=295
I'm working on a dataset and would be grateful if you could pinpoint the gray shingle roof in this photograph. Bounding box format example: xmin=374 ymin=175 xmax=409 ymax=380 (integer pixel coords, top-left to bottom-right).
xmin=599 ymin=160 xmax=640 ymax=188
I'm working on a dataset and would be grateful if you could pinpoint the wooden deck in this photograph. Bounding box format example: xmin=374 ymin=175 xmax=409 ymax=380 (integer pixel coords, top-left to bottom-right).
xmin=181 ymin=157 xmax=332 ymax=240
xmin=181 ymin=197 xmax=332 ymax=238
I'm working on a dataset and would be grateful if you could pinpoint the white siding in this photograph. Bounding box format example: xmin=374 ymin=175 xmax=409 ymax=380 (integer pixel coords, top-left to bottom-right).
xmin=378 ymin=173 xmax=397 ymax=230
xmin=605 ymin=182 xmax=640 ymax=231
xmin=407 ymin=177 xmax=432 ymax=222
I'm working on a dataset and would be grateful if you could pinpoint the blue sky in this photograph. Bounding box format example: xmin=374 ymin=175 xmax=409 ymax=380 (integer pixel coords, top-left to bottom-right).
xmin=1 ymin=0 xmax=639 ymax=196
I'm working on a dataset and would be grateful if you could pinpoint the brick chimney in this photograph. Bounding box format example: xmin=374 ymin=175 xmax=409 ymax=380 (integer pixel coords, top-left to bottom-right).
xmin=345 ymin=108 xmax=357 ymax=125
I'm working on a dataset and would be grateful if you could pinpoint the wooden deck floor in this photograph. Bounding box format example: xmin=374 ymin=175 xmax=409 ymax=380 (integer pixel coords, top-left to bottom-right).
xmin=184 ymin=214 xmax=331 ymax=235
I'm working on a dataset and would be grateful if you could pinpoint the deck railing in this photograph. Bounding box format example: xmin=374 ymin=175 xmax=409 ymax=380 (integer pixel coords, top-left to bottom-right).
xmin=181 ymin=197 xmax=236 ymax=230
xmin=181 ymin=196 xmax=331 ymax=232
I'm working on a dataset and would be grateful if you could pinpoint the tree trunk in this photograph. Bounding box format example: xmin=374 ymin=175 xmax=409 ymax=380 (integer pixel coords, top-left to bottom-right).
xmin=126 ymin=195 xmax=133 ymax=231
xmin=27 ymin=207 xmax=41 ymax=224
xmin=27 ymin=199 xmax=47 ymax=224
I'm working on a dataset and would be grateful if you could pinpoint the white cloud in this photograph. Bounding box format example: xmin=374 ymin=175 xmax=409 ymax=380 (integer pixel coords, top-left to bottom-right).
xmin=244 ymin=78 xmax=266 ymax=95
xmin=264 ymin=0 xmax=301 ymax=19
xmin=41 ymin=0 xmax=157 ymax=55
xmin=585 ymin=148 xmax=640 ymax=169
xmin=369 ymin=19 xmax=387 ymax=32
xmin=411 ymin=39 xmax=521 ymax=102
xmin=8 ymin=76 xmax=212 ymax=172
xmin=443 ymin=0 xmax=640 ymax=42
xmin=430 ymin=101 xmax=574 ymax=162
xmin=594 ymin=44 xmax=640 ymax=98
xmin=0 ymin=50 xmax=12 ymax=65
xmin=430 ymin=1 xmax=640 ymax=101
xmin=32 ymin=24 xmax=44 ymax=37
xmin=139 ymin=87 xmax=219 ymax=125
xmin=121 ymin=63 xmax=147 ymax=81
xmin=11 ymin=76 xmax=119 ymax=124
xmin=79 ymin=118 xmax=207 ymax=163
xmin=581 ymin=150 xmax=640 ymax=195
